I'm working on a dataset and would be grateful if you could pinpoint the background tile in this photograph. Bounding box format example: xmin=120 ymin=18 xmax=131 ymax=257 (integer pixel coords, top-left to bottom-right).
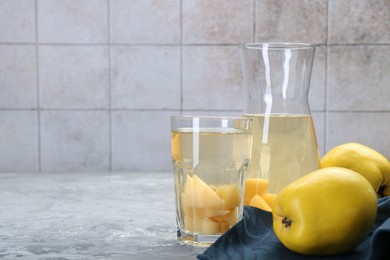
xmin=181 ymin=110 xmax=242 ymax=117
xmin=255 ymin=0 xmax=327 ymax=44
xmin=0 ymin=45 xmax=37 ymax=108
xmin=183 ymin=0 xmax=253 ymax=44
xmin=111 ymin=46 xmax=180 ymax=109
xmin=110 ymin=0 xmax=180 ymax=44
xmin=327 ymin=46 xmax=390 ymax=111
xmin=309 ymin=46 xmax=326 ymax=112
xmin=183 ymin=46 xmax=244 ymax=110
xmin=329 ymin=0 xmax=390 ymax=44
xmin=0 ymin=0 xmax=35 ymax=43
xmin=38 ymin=0 xmax=108 ymax=43
xmin=0 ymin=111 xmax=38 ymax=172
xmin=41 ymin=111 xmax=110 ymax=172
xmin=111 ymin=111 xmax=172 ymax=172
xmin=39 ymin=46 xmax=109 ymax=109
xmin=326 ymin=112 xmax=390 ymax=156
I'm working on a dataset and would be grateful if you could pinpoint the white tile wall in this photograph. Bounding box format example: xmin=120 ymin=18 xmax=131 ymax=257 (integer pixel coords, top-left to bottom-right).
xmin=328 ymin=0 xmax=390 ymax=44
xmin=39 ymin=46 xmax=110 ymax=109
xmin=0 ymin=0 xmax=389 ymax=172
xmin=38 ymin=0 xmax=108 ymax=44
xmin=309 ymin=46 xmax=326 ymax=111
xmin=328 ymin=46 xmax=390 ymax=111
xmin=255 ymin=0 xmax=327 ymax=44
xmin=0 ymin=111 xmax=39 ymax=172
xmin=110 ymin=0 xmax=180 ymax=44
xmin=0 ymin=45 xmax=37 ymax=108
xmin=111 ymin=46 xmax=180 ymax=109
xmin=0 ymin=0 xmax=36 ymax=43
xmin=40 ymin=111 xmax=110 ymax=172
xmin=182 ymin=0 xmax=253 ymax=44
xmin=182 ymin=46 xmax=244 ymax=110
xmin=327 ymin=112 xmax=390 ymax=156
xmin=181 ymin=111 xmax=243 ymax=117
xmin=111 ymin=111 xmax=172 ymax=172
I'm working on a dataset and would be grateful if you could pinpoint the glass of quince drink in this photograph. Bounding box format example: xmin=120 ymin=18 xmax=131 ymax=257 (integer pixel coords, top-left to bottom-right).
xmin=171 ymin=116 xmax=252 ymax=246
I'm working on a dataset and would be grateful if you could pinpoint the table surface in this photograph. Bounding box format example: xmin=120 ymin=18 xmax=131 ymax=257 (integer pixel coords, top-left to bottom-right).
xmin=0 ymin=172 xmax=205 ymax=259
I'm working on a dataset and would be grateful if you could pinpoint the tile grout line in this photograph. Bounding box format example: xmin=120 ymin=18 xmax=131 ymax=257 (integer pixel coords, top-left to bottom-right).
xmin=180 ymin=0 xmax=183 ymax=115
xmin=107 ymin=0 xmax=113 ymax=172
xmin=35 ymin=0 xmax=42 ymax=172
xmin=324 ymin=0 xmax=330 ymax=153
xmin=253 ymin=0 xmax=256 ymax=42
xmin=3 ymin=108 xmax=390 ymax=113
xmin=2 ymin=42 xmax=390 ymax=47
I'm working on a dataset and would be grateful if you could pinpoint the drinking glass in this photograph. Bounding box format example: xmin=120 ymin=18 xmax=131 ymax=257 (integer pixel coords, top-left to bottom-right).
xmin=171 ymin=116 xmax=252 ymax=246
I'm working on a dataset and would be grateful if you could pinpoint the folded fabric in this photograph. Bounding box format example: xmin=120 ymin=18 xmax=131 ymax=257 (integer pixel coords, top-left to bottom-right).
xmin=198 ymin=197 xmax=390 ymax=260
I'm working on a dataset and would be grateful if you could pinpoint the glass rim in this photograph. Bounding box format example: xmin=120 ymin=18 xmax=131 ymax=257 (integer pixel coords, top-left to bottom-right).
xmin=239 ymin=42 xmax=315 ymax=50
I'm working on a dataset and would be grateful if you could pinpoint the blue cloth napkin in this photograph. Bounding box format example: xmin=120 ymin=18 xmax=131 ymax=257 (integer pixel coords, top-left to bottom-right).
xmin=198 ymin=197 xmax=390 ymax=260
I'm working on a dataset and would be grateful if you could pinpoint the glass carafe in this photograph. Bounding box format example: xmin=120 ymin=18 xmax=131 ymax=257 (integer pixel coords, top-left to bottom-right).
xmin=240 ymin=43 xmax=320 ymax=197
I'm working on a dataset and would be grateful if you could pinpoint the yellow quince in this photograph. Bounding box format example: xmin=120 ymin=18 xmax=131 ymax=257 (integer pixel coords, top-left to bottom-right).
xmin=273 ymin=167 xmax=377 ymax=256
xmin=320 ymin=142 xmax=390 ymax=197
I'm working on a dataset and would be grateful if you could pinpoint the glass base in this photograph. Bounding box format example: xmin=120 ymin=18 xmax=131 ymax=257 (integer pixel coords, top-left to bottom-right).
xmin=177 ymin=227 xmax=220 ymax=247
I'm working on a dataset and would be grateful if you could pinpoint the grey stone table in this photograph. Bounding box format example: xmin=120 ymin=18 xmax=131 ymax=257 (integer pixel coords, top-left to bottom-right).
xmin=0 ymin=172 xmax=205 ymax=259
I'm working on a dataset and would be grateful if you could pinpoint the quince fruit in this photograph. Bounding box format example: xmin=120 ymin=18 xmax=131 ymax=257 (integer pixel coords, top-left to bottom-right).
xmin=249 ymin=194 xmax=272 ymax=212
xmin=320 ymin=142 xmax=390 ymax=197
xmin=244 ymin=178 xmax=269 ymax=205
xmin=244 ymin=178 xmax=277 ymax=212
xmin=273 ymin=167 xmax=377 ymax=256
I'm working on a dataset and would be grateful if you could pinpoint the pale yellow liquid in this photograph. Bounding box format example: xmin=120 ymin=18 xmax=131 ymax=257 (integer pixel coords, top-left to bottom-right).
xmin=171 ymin=128 xmax=251 ymax=245
xmin=171 ymin=128 xmax=251 ymax=186
xmin=243 ymin=114 xmax=320 ymax=193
